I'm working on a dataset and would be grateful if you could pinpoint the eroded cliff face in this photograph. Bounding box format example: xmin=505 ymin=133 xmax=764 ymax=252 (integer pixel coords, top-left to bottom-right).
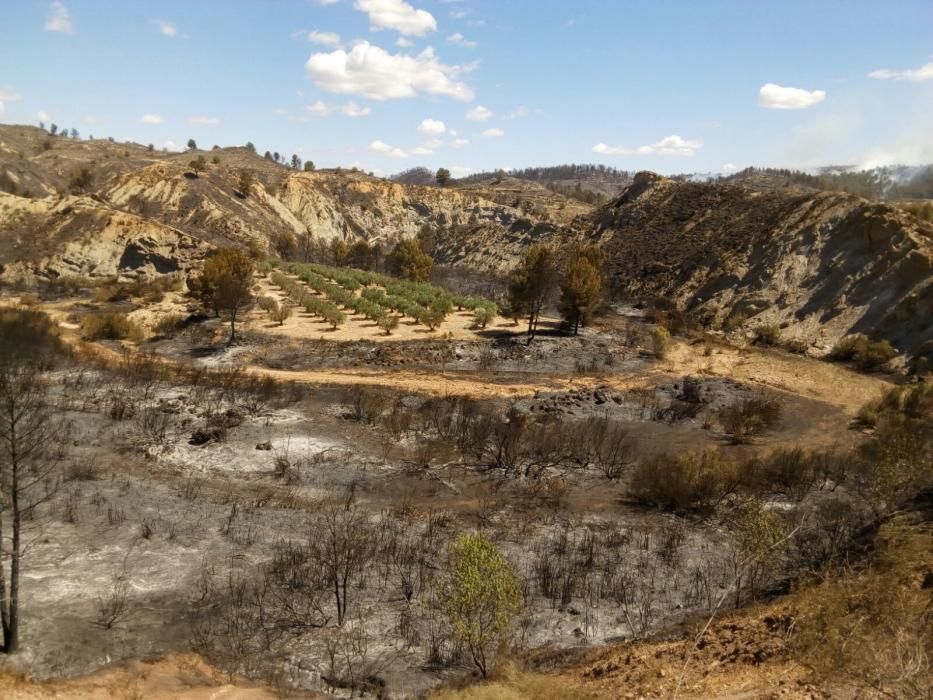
xmin=103 ymin=163 xmax=307 ymax=248
xmin=274 ymin=171 xmax=534 ymax=245
xmin=0 ymin=192 xmax=209 ymax=283
xmin=1 ymin=151 xmax=559 ymax=280
xmin=595 ymin=173 xmax=933 ymax=358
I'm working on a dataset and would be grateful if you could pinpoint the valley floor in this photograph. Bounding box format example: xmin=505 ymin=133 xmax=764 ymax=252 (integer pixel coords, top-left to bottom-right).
xmin=0 ymin=292 xmax=920 ymax=699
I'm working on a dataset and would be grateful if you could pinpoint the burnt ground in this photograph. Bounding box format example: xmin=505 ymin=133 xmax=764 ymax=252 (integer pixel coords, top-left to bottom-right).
xmin=0 ymin=304 xmax=891 ymax=698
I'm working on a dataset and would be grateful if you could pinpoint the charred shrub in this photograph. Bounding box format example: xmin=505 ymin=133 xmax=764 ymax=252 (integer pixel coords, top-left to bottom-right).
xmin=829 ymin=334 xmax=897 ymax=371
xmin=719 ymin=394 xmax=782 ymax=443
xmin=631 ymin=450 xmax=738 ymax=513
xmin=81 ymin=312 xmax=145 ymax=342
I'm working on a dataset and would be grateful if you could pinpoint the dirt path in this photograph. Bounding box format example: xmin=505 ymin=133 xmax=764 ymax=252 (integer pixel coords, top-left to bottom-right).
xmin=661 ymin=341 xmax=894 ymax=414
xmin=248 ymin=364 xmax=655 ymax=399
xmin=0 ymin=653 xmax=285 ymax=699
xmin=248 ymin=339 xmax=892 ymax=412
xmin=3 ymin=295 xmax=894 ymax=410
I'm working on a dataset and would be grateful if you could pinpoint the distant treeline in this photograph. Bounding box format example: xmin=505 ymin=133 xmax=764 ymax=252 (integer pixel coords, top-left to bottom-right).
xmin=389 ymin=162 xmax=933 ymax=204
xmin=720 ymin=166 xmax=933 ymax=200
xmin=460 ymin=163 xmax=633 ymax=185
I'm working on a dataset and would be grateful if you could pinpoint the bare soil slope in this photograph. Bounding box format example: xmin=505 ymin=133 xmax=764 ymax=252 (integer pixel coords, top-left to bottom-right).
xmin=595 ymin=172 xmax=933 ymax=360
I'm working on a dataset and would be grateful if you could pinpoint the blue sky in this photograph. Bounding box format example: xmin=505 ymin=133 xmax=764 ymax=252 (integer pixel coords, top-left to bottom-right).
xmin=1 ymin=0 xmax=931 ymax=176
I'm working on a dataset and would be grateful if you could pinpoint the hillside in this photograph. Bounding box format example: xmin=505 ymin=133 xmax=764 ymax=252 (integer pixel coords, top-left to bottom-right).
xmin=594 ymin=171 xmax=933 ymax=362
xmin=2 ymin=124 xmax=932 ymax=363
xmin=0 ymin=124 xmax=563 ymax=280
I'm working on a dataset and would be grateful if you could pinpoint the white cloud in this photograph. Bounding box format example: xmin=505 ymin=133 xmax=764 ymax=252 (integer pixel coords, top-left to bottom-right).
xmin=721 ymin=163 xmax=738 ymax=173
xmin=396 ymin=37 xmax=414 ymax=47
xmin=418 ymin=118 xmax=446 ymax=135
xmin=450 ymin=166 xmax=472 ymax=177
xmin=342 ymin=101 xmax=371 ymax=117
xmin=592 ymin=134 xmax=703 ymax=156
xmin=0 ymin=89 xmax=21 ymax=114
xmin=505 ymin=106 xmax=529 ymax=119
xmin=369 ymin=139 xmax=408 ymax=158
xmin=187 ymin=115 xmax=221 ymax=126
xmin=354 ymin=0 xmax=437 ymax=36
xmin=450 ymin=8 xmax=471 ymax=19
xmin=465 ymin=104 xmax=492 ymax=121
xmin=303 ymin=100 xmax=371 ymax=117
xmin=447 ymin=32 xmax=476 ymax=48
xmin=84 ymin=115 xmax=98 ymax=124
xmin=45 ymin=1 xmax=74 ymax=33
xmin=422 ymin=137 xmax=443 ymax=148
xmin=451 ymin=138 xmax=469 ymax=148
xmin=758 ymin=83 xmax=826 ymax=109
xmin=308 ymin=30 xmax=342 ymax=46
xmin=139 ymin=113 xmax=164 ymax=124
xmin=162 ymin=140 xmax=180 ymax=151
xmin=316 ymin=0 xmax=342 ymax=4
xmin=868 ymin=61 xmax=933 ymax=82
xmin=151 ymin=19 xmax=177 ymax=37
xmin=411 ymin=146 xmax=434 ymax=155
xmin=306 ymin=100 xmax=334 ymax=116
xmin=37 ymin=110 xmax=50 ymax=121
xmin=480 ymin=128 xmax=504 ymax=137
xmin=306 ymin=42 xmax=474 ymax=101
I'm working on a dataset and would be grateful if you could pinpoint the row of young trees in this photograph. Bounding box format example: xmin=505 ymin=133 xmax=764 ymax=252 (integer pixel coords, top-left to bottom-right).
xmin=187 ymin=238 xmax=603 ymax=344
xmin=507 ymin=243 xmax=605 ymax=339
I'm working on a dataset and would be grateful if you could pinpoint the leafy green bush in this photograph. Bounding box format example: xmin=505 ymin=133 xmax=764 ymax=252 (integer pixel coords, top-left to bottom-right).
xmin=443 ymin=533 xmax=521 ymax=677
xmin=472 ymin=305 xmax=497 ymax=329
xmin=650 ymin=325 xmax=671 ymax=359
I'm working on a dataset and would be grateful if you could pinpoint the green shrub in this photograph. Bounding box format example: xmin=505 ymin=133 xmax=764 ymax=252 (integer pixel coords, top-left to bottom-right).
xmin=472 ymin=305 xmax=497 ymax=329
xmin=256 ymin=295 xmax=279 ymax=313
xmin=829 ymin=334 xmax=897 ymax=370
xmin=443 ymin=533 xmax=521 ymax=678
xmin=650 ymin=325 xmax=671 ymax=359
xmin=377 ymin=315 xmax=399 ymax=335
xmin=269 ymin=304 xmax=292 ymax=325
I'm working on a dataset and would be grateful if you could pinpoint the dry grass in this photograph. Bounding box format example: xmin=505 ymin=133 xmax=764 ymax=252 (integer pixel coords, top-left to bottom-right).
xmin=431 ymin=662 xmax=594 ymax=700
xmin=791 ymin=521 xmax=933 ymax=697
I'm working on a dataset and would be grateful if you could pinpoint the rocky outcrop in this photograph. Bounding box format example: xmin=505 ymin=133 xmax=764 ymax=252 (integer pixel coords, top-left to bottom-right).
xmin=0 ymin=192 xmax=208 ymax=282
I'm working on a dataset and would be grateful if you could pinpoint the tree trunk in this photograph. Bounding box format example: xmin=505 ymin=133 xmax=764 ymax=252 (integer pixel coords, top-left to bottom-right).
xmin=0 ymin=505 xmax=7 ymax=652
xmin=228 ymin=308 xmax=237 ymax=344
xmin=7 ymin=501 xmax=19 ymax=654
